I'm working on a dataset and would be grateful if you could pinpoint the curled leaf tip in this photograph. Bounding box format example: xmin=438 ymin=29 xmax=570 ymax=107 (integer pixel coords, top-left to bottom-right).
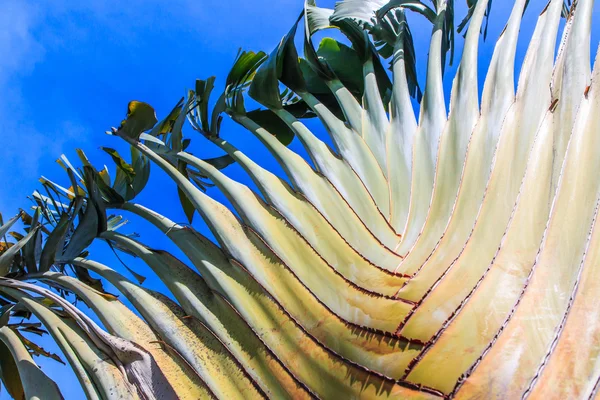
xmin=116 ymin=101 xmax=158 ymax=140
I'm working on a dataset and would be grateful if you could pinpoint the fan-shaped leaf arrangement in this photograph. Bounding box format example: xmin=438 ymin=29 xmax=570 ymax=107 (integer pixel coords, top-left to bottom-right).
xmin=1 ymin=0 xmax=598 ymax=399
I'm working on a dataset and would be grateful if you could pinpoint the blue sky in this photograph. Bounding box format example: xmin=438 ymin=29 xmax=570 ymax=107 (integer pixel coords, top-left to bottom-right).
xmin=0 ymin=0 xmax=598 ymax=398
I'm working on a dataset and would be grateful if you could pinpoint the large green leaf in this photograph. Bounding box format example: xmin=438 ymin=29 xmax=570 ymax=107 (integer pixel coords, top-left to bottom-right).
xmin=38 ymin=213 xmax=70 ymax=273
xmin=246 ymin=109 xmax=295 ymax=146
xmin=0 ymin=327 xmax=63 ymax=399
xmin=115 ymin=101 xmax=158 ymax=140
xmin=225 ymin=50 xmax=268 ymax=115
xmin=0 ymin=213 xmax=21 ymax=240
xmin=0 ymin=339 xmax=25 ymax=400
xmin=0 ymin=226 xmax=39 ymax=276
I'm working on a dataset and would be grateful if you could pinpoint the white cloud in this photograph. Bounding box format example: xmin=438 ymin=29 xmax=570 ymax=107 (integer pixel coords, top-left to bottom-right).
xmin=0 ymin=1 xmax=87 ymax=214
xmin=0 ymin=1 xmax=44 ymax=82
xmin=0 ymin=2 xmax=43 ymax=212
